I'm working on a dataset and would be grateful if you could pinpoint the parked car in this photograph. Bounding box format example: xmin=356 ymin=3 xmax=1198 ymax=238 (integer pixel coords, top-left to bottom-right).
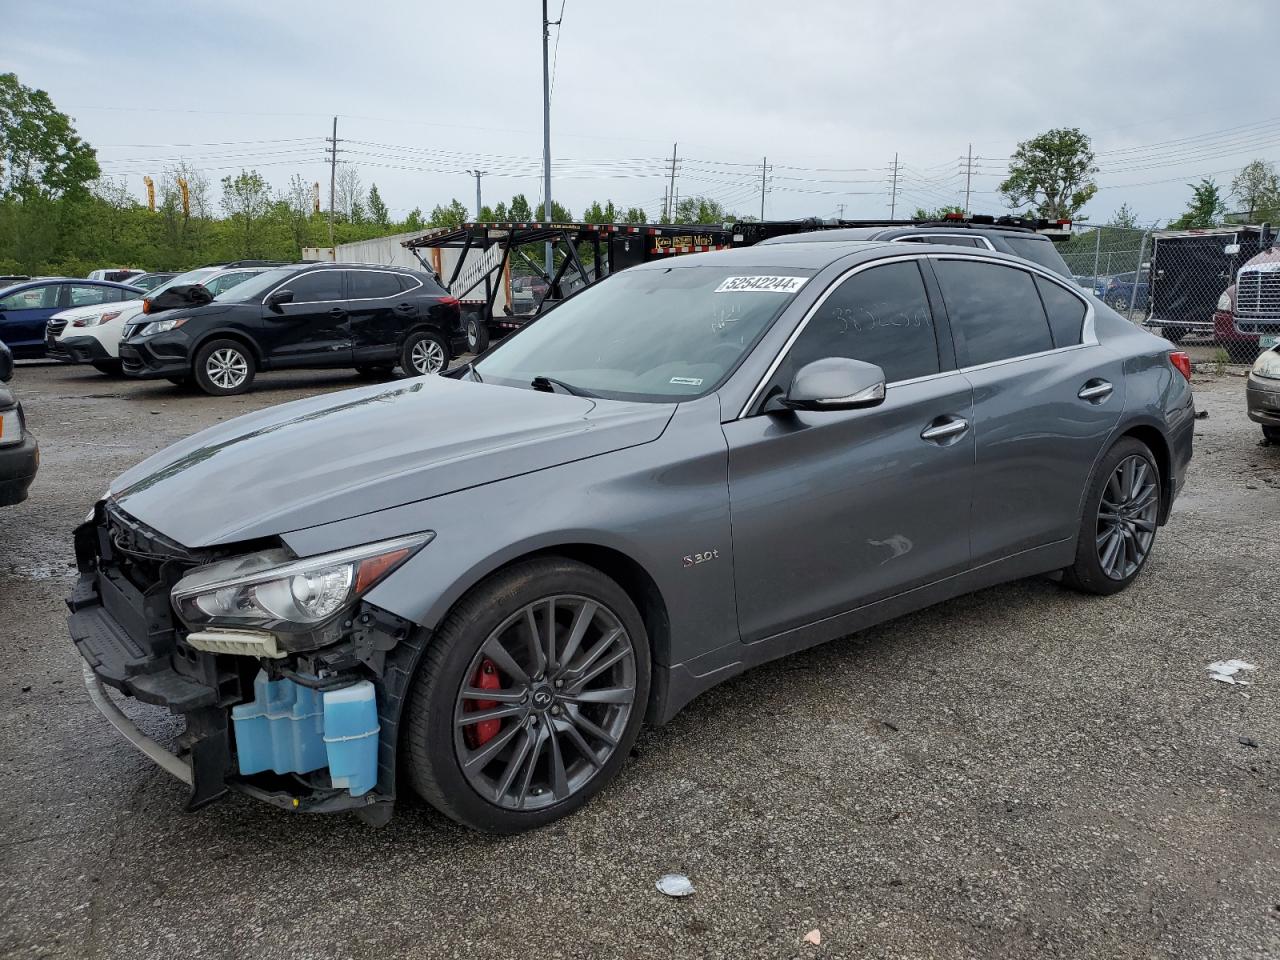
xmin=128 ymin=272 xmax=179 ymax=293
xmin=1247 ymin=342 xmax=1280 ymax=441
xmin=0 ymin=341 xmax=38 ymax=506
xmin=760 ymin=221 xmax=1075 ymax=277
xmin=87 ymin=268 xmax=146 ymax=283
xmin=510 ymin=275 xmax=551 ymax=314
xmin=118 ymin=262 xmax=463 ymax=395
xmin=69 ymin=241 xmax=1193 ymax=830
xmin=0 ymin=278 xmax=144 ymax=358
xmin=47 ymin=267 xmax=271 ymax=374
xmin=1094 ymin=269 xmax=1150 ymax=312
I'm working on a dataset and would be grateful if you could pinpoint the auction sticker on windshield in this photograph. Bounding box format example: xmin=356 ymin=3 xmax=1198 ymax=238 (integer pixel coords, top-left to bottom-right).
xmin=714 ymin=276 xmax=808 ymax=294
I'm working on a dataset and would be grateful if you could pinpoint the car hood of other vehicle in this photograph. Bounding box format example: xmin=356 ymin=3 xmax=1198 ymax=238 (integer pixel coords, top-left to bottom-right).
xmin=108 ymin=376 xmax=676 ymax=547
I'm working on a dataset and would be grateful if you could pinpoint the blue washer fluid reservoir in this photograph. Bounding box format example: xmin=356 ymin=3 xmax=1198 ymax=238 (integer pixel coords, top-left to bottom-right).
xmin=231 ymin=670 xmax=327 ymax=777
xmin=322 ymin=680 xmax=380 ymax=797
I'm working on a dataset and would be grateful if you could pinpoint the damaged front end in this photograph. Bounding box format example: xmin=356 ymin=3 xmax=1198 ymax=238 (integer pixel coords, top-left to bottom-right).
xmin=67 ymin=499 xmax=432 ymax=825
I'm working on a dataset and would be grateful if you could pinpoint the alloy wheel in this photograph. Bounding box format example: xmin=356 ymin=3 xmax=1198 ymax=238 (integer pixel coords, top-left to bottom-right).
xmin=411 ymin=338 xmax=445 ymax=374
xmin=1096 ymin=454 xmax=1158 ymax=580
xmin=452 ymin=595 xmax=636 ymax=811
xmin=206 ymin=348 xmax=248 ymax=390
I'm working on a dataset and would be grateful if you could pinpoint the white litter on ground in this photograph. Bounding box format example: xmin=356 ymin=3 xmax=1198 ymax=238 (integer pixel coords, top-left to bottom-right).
xmin=1208 ymin=659 xmax=1258 ymax=685
xmin=656 ymin=874 xmax=695 ymax=898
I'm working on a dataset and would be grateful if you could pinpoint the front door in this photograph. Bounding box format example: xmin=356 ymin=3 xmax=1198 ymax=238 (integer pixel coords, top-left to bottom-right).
xmin=931 ymin=257 xmax=1123 ymax=564
xmin=259 ymin=270 xmax=353 ymax=368
xmin=724 ymin=259 xmax=975 ymax=644
xmin=0 ymin=282 xmax=64 ymax=356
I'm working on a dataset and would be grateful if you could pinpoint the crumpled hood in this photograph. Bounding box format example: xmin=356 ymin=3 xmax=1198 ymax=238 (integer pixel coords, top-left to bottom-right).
xmin=110 ymin=376 xmax=675 ymax=547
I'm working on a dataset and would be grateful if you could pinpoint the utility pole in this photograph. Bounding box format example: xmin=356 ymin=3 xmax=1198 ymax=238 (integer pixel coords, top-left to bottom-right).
xmin=836 ymin=202 xmax=846 ymax=220
xmin=541 ymin=0 xmax=558 ymax=273
xmin=889 ymin=152 xmax=900 ymax=218
xmin=665 ymin=143 xmax=679 ymax=221
xmin=963 ymin=143 xmax=973 ymax=217
xmin=759 ymin=156 xmax=771 ymax=220
xmin=467 ymin=169 xmax=486 ymax=219
xmin=326 ymin=116 xmax=339 ymax=259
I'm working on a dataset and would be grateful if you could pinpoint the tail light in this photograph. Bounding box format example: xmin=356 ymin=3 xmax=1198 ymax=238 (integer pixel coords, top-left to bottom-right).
xmin=1169 ymin=351 xmax=1192 ymax=381
xmin=438 ymin=296 xmax=460 ymax=308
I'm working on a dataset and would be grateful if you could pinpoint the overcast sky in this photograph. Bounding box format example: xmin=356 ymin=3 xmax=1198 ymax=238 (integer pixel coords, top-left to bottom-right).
xmin=3 ymin=0 xmax=1274 ymax=226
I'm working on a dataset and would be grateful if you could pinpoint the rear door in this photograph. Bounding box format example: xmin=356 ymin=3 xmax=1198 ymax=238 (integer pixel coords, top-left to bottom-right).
xmin=931 ymin=255 xmax=1123 ymax=564
xmin=258 ymin=270 xmax=353 ymax=368
xmin=347 ymin=269 xmax=414 ymax=363
xmin=0 ymin=282 xmax=65 ymax=354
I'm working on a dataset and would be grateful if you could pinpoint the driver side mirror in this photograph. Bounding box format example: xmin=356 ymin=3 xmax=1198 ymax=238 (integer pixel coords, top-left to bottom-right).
xmin=265 ymin=289 xmax=294 ymax=310
xmin=769 ymin=357 xmax=887 ymax=413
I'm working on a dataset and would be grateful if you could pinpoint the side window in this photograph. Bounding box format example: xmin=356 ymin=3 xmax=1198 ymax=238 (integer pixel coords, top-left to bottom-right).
xmin=0 ymin=284 xmax=59 ymax=310
xmin=348 ymin=271 xmax=402 ymax=299
xmin=283 ymin=271 xmax=344 ymax=304
xmin=934 ymin=260 xmax=1053 ymax=366
xmin=68 ymin=285 xmax=115 ymax=307
xmin=779 ymin=261 xmax=940 ymax=386
xmin=896 ymin=235 xmax=982 ymax=248
xmin=398 ymin=272 xmax=426 ymax=293
xmin=1034 ymin=275 xmax=1087 ymax=347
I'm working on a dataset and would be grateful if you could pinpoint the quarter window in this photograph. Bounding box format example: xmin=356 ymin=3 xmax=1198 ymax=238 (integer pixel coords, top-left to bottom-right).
xmin=1034 ymin=275 xmax=1087 ymax=347
xmin=283 ymin=271 xmax=344 ymax=303
xmin=934 ymin=260 xmax=1054 ymax=366
xmin=780 ymin=261 xmax=940 ymax=385
xmin=348 ymin=270 xmax=402 ymax=299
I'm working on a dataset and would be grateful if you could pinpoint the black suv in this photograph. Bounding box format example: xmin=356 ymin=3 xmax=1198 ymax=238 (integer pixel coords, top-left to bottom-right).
xmin=749 ymin=216 xmax=1074 ymax=278
xmin=0 ymin=341 xmax=38 ymax=506
xmin=118 ymin=263 xmax=463 ymax=396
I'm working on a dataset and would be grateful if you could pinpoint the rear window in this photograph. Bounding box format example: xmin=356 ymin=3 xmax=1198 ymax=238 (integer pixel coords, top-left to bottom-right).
xmin=934 ymin=260 xmax=1054 ymax=366
xmin=348 ymin=270 xmax=402 ymax=299
xmin=1034 ymin=276 xmax=1087 ymax=347
xmin=1002 ymin=236 xmax=1072 ymax=277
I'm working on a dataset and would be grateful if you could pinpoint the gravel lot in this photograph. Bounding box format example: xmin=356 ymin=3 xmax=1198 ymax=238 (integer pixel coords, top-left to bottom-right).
xmin=1 ymin=360 xmax=1277 ymax=960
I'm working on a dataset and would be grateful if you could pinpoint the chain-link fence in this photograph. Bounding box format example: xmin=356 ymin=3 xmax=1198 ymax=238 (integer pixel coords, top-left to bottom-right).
xmin=1057 ymin=223 xmax=1275 ymax=365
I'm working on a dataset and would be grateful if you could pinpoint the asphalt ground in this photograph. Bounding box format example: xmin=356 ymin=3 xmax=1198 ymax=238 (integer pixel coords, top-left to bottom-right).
xmin=1 ymin=359 xmax=1277 ymax=960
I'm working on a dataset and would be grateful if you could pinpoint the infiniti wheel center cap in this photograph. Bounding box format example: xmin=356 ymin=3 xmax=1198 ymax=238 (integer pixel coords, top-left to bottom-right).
xmin=531 ymin=685 xmax=555 ymax=710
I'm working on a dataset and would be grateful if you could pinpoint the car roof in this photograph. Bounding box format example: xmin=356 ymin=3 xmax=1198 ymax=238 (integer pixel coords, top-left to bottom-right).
xmin=761 ymin=225 xmax=1057 ymax=246
xmin=281 ymin=261 xmax=421 ymax=274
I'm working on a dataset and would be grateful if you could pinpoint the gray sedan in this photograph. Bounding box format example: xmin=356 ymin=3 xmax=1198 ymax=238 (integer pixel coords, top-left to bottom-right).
xmin=68 ymin=240 xmax=1195 ymax=832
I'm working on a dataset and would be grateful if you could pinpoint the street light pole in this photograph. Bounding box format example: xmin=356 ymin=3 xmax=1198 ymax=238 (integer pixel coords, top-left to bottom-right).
xmin=541 ymin=0 xmax=555 ymax=274
xmin=467 ymin=169 xmax=486 ymax=220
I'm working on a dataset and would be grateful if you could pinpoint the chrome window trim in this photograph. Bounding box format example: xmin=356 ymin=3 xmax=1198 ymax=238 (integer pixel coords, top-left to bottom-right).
xmin=346 ymin=268 xmax=423 ymax=302
xmin=736 ymin=251 xmax=1098 ymax=419
xmin=890 ymin=234 xmax=996 ymax=251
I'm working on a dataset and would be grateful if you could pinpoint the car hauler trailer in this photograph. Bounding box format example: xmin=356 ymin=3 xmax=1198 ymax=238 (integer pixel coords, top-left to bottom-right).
xmin=401 ymin=221 xmax=733 ymax=352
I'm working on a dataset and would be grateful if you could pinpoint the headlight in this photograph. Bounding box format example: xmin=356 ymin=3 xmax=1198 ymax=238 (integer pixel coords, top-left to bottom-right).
xmin=171 ymin=532 xmax=433 ymax=633
xmin=1217 ymin=292 xmax=1232 ymax=312
xmin=1253 ymin=349 xmax=1280 ymax=381
xmin=72 ymin=310 xmax=123 ymax=328
xmin=138 ymin=317 xmax=187 ymax=336
xmin=0 ymin=407 xmax=22 ymax=447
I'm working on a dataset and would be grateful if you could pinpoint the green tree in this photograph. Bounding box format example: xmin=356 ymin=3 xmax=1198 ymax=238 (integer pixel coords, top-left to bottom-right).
xmin=220 ymin=169 xmax=272 ymax=257
xmin=280 ymin=174 xmax=317 ymax=258
xmin=582 ymin=199 xmax=621 ymax=224
xmin=367 ymin=182 xmax=389 ymax=227
xmin=912 ymin=205 xmax=964 ymax=220
xmin=999 ymin=127 xmax=1098 ymax=220
xmin=1230 ymin=159 xmax=1280 ymax=221
xmin=620 ymin=206 xmax=647 ymax=224
xmin=428 ymin=198 xmax=469 ymax=228
xmin=1109 ymin=203 xmax=1139 ymax=229
xmin=478 ymin=204 xmax=496 ymax=221
xmin=673 ymin=195 xmax=727 ymax=225
xmin=403 ymin=207 xmax=425 ymax=231
xmin=1169 ymin=178 xmax=1226 ymax=229
xmin=492 ymin=200 xmax=509 ymax=221
xmin=509 ymin=194 xmax=533 ymax=220
xmin=0 ymin=73 xmax=100 ymax=199
xmin=549 ymin=199 xmax=572 ymax=222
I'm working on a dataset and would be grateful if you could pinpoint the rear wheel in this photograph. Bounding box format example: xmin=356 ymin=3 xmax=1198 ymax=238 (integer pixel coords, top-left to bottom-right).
xmin=193 ymin=339 xmax=255 ymax=396
xmin=465 ymin=316 xmax=490 ymax=354
xmin=404 ymin=558 xmax=650 ymax=833
xmin=92 ymin=359 xmax=123 ymax=375
xmin=1062 ymin=438 xmax=1160 ymax=595
xmin=401 ymin=329 xmax=449 ymax=376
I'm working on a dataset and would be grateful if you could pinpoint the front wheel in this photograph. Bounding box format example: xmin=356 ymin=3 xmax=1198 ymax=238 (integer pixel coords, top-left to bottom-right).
xmin=403 ymin=558 xmax=650 ymax=833
xmin=400 ymin=330 xmax=449 ymax=376
xmin=193 ymin=339 xmax=256 ymax=396
xmin=1062 ymin=438 xmax=1160 ymax=595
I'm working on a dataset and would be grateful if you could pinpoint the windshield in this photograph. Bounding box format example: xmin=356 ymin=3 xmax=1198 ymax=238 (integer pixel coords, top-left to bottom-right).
xmin=474 ymin=265 xmax=813 ymax=401
xmin=214 ymin=267 xmax=296 ymax=302
xmin=147 ymin=267 xmax=218 ymax=298
xmin=1004 ymin=236 xmax=1072 ymax=277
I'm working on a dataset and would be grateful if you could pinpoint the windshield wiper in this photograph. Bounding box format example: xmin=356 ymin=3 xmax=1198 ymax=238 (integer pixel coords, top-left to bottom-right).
xmin=530 ymin=375 xmax=594 ymax=397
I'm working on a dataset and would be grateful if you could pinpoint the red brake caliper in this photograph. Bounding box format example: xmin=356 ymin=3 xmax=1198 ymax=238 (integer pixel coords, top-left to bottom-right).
xmin=465 ymin=659 xmax=502 ymax=749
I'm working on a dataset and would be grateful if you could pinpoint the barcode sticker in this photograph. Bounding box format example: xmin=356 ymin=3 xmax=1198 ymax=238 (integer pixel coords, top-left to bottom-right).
xmin=714 ymin=276 xmax=808 ymax=294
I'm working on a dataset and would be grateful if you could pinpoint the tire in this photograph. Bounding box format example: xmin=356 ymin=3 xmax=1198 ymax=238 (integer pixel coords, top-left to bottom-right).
xmin=1062 ymin=438 xmax=1161 ymax=596
xmin=465 ymin=316 xmax=490 ymax=355
xmin=192 ymin=338 xmax=255 ymax=396
xmin=404 ymin=557 xmax=651 ymax=833
xmin=1263 ymin=426 xmax=1280 ymax=443
xmin=92 ymin=359 xmax=123 ymax=375
xmin=1162 ymin=325 xmax=1188 ymax=344
xmin=355 ymin=365 xmax=395 ymax=379
xmin=400 ymin=329 xmax=449 ymax=376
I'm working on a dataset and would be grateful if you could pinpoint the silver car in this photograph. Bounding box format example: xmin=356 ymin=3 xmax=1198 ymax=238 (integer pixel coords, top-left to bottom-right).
xmin=68 ymin=241 xmax=1195 ymax=832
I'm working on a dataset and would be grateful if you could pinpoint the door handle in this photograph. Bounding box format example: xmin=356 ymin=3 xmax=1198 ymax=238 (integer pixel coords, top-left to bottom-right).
xmin=1078 ymin=379 xmax=1113 ymax=402
xmin=328 ymin=307 xmax=347 ymax=318
xmin=920 ymin=416 xmax=969 ymax=443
